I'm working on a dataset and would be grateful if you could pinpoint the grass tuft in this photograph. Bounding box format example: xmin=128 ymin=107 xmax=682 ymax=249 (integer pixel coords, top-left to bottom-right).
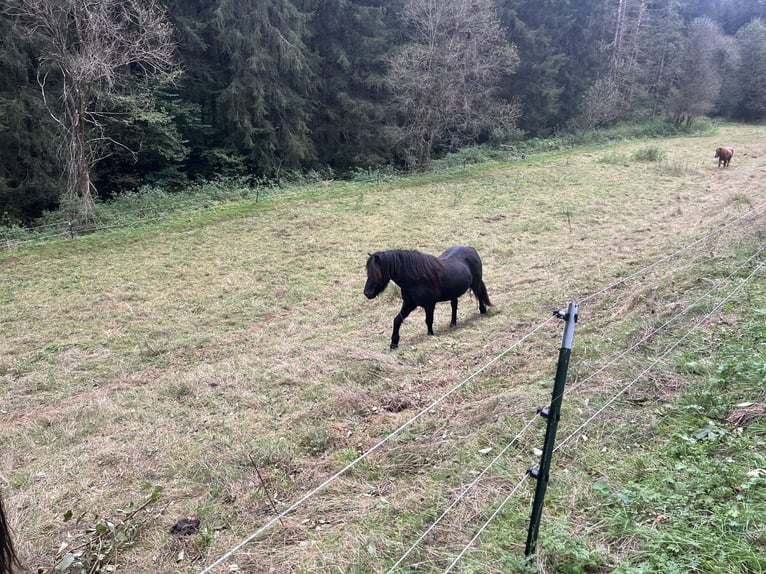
xmin=631 ymin=145 xmax=667 ymax=162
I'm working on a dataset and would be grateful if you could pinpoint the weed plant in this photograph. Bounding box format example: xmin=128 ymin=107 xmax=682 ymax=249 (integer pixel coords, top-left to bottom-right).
xmin=597 ymin=151 xmax=631 ymax=165
xmin=631 ymin=145 xmax=668 ymax=162
xmin=529 ymin=254 xmax=766 ymax=573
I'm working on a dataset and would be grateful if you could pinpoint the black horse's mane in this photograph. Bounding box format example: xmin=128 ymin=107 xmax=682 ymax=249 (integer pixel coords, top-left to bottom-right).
xmin=373 ymin=249 xmax=443 ymax=289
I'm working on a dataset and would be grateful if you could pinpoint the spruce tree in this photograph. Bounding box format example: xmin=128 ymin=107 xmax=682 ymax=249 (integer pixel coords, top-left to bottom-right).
xmin=213 ymin=0 xmax=317 ymax=177
xmin=731 ymin=18 xmax=766 ymax=121
xmin=0 ymin=10 xmax=60 ymax=222
xmin=496 ymin=0 xmax=571 ymax=137
xmin=304 ymin=0 xmax=404 ymax=170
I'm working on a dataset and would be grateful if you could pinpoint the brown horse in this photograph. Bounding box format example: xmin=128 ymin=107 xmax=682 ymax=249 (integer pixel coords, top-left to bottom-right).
xmin=715 ymin=146 xmax=734 ymax=168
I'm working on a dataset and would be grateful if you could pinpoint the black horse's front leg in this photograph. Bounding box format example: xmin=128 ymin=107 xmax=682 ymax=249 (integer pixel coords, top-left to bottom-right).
xmin=391 ymin=302 xmax=416 ymax=350
xmin=450 ymin=298 xmax=458 ymax=327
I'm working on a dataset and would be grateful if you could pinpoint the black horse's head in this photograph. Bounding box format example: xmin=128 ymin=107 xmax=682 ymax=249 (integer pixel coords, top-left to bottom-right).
xmin=364 ymin=252 xmax=390 ymax=299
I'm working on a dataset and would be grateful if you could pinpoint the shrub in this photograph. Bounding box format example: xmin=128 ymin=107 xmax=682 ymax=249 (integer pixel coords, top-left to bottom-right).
xmin=632 ymin=146 xmax=667 ymax=162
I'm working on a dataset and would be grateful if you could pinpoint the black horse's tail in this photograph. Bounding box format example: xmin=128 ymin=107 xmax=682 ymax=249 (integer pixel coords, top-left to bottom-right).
xmin=463 ymin=249 xmax=492 ymax=308
xmin=476 ymin=280 xmax=492 ymax=308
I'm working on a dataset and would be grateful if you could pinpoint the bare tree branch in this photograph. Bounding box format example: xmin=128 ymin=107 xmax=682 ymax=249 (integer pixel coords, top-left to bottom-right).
xmin=7 ymin=0 xmax=177 ymax=221
xmin=668 ymin=17 xmax=738 ymax=127
xmin=388 ymin=0 xmax=520 ymax=168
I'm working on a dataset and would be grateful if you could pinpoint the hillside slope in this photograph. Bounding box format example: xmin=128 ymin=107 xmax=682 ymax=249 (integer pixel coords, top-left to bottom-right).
xmin=1 ymin=125 xmax=765 ymax=573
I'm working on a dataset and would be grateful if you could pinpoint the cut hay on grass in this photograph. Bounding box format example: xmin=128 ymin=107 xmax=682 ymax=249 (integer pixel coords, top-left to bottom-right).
xmin=1 ymin=125 xmax=766 ymax=573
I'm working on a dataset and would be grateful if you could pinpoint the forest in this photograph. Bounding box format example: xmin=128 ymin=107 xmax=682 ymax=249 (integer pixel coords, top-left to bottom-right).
xmin=1 ymin=0 xmax=766 ymax=225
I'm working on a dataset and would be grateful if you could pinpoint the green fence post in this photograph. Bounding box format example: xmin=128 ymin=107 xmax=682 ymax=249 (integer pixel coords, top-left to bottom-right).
xmin=525 ymin=301 xmax=579 ymax=558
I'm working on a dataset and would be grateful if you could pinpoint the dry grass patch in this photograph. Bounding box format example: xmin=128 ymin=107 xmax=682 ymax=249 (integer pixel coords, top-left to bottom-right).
xmin=2 ymin=124 xmax=766 ymax=572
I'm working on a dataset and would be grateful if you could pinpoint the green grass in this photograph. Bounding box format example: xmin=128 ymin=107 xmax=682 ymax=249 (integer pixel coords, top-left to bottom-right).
xmin=1 ymin=119 xmax=717 ymax=248
xmin=542 ymin=289 xmax=766 ymax=573
xmin=1 ymin=123 xmax=765 ymax=573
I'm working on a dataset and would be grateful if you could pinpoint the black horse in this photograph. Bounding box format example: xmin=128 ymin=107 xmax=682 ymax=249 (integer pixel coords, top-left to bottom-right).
xmin=1 ymin=493 xmax=20 ymax=574
xmin=364 ymin=245 xmax=492 ymax=349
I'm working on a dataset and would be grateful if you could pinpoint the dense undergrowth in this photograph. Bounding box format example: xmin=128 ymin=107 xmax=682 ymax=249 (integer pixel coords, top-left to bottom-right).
xmin=0 ymin=118 xmax=716 ymax=249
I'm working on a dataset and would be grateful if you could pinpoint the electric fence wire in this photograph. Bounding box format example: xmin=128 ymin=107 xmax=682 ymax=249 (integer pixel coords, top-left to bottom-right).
xmin=1 ymin=153 xmax=762 ymax=571
xmin=435 ymin=248 xmax=766 ymax=574
xmin=1 ymin=205 xmax=222 ymax=248
xmin=0 ymin=183 xmax=370 ymax=249
xmin=577 ymin=196 xmax=766 ymax=305
xmin=198 ymin=315 xmax=557 ymax=574
xmin=565 ymin=241 xmax=766 ymax=399
xmin=5 ymin=178 xmax=765 ymax=251
xmin=201 ymin=203 xmax=765 ymax=573
xmin=555 ymin=251 xmax=766 ymax=454
xmin=381 ymin=207 xmax=766 ymax=572
xmin=385 ymin=416 xmax=539 ymax=574
xmin=443 ymin=473 xmax=531 ymax=574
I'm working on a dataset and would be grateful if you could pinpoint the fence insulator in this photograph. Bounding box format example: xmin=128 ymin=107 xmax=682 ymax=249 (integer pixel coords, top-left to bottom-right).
xmin=526 ymin=468 xmax=540 ymax=480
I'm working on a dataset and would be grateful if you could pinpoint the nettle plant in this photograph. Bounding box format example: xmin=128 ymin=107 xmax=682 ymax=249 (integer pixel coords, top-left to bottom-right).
xmin=53 ymin=483 xmax=165 ymax=573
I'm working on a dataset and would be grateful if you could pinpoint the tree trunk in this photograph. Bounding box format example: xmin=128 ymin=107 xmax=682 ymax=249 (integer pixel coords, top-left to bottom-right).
xmin=612 ymin=0 xmax=626 ymax=69
xmin=65 ymin=98 xmax=95 ymax=222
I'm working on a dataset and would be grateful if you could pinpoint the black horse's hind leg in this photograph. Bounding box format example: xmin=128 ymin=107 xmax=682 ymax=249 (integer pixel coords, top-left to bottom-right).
xmin=391 ymin=301 xmax=416 ymax=350
xmin=478 ymin=287 xmax=488 ymax=314
xmin=450 ymin=298 xmax=458 ymax=327
xmin=425 ymin=303 xmax=437 ymax=335
xmin=473 ymin=280 xmax=490 ymax=314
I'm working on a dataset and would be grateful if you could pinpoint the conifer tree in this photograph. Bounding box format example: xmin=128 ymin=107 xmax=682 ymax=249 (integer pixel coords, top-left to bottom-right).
xmin=0 ymin=10 xmax=60 ymax=222
xmin=495 ymin=0 xmax=569 ymax=137
xmin=731 ymin=18 xmax=766 ymax=120
xmin=212 ymin=0 xmax=316 ymax=177
xmin=305 ymin=0 xmax=404 ymax=169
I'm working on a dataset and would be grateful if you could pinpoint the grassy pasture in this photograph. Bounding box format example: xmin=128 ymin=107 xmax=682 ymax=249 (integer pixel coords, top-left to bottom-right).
xmin=1 ymin=125 xmax=766 ymax=573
